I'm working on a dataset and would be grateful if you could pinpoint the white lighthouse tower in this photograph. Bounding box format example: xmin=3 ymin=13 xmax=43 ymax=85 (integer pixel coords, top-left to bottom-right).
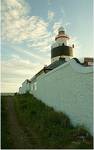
xmin=51 ymin=27 xmax=73 ymax=63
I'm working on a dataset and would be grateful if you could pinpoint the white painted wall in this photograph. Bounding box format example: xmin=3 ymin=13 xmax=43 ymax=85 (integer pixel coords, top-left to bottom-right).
xmin=51 ymin=55 xmax=72 ymax=63
xmin=19 ymin=80 xmax=31 ymax=94
xmin=30 ymin=59 xmax=93 ymax=135
xmin=51 ymin=41 xmax=67 ymax=49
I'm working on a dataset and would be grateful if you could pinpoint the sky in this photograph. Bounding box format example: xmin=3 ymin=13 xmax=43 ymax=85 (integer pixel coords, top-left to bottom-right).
xmin=1 ymin=0 xmax=93 ymax=93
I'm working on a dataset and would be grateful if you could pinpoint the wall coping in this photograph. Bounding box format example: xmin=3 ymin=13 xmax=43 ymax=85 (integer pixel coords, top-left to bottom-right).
xmin=37 ymin=59 xmax=93 ymax=81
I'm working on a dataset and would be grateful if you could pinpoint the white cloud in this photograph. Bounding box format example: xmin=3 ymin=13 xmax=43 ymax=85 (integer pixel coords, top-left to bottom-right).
xmin=68 ymin=36 xmax=81 ymax=57
xmin=61 ymin=7 xmax=65 ymax=17
xmin=51 ymin=21 xmax=63 ymax=41
xmin=1 ymin=0 xmax=52 ymax=60
xmin=1 ymin=0 xmax=64 ymax=52
xmin=65 ymin=22 xmax=71 ymax=28
xmin=14 ymin=46 xmax=51 ymax=63
xmin=1 ymin=49 xmax=51 ymax=92
xmin=53 ymin=21 xmax=62 ymax=33
xmin=48 ymin=10 xmax=55 ymax=21
xmin=48 ymin=0 xmax=56 ymax=5
xmin=1 ymin=82 xmax=21 ymax=93
xmin=1 ymin=0 xmax=80 ymax=92
xmin=1 ymin=0 xmax=50 ymax=44
xmin=1 ymin=55 xmax=45 ymax=92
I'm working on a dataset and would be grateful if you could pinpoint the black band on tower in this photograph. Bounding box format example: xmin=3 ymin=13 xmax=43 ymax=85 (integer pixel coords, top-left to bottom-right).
xmin=51 ymin=45 xmax=73 ymax=58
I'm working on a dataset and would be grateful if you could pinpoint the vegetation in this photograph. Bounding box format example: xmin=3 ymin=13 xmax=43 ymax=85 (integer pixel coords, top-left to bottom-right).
xmin=1 ymin=94 xmax=93 ymax=149
xmin=14 ymin=94 xmax=93 ymax=149
xmin=1 ymin=96 xmax=13 ymax=149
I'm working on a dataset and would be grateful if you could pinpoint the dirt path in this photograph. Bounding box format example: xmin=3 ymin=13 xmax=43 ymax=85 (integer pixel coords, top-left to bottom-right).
xmin=6 ymin=96 xmax=33 ymax=149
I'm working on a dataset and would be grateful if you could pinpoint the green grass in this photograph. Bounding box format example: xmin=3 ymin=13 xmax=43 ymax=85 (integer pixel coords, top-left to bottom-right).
xmin=14 ymin=94 xmax=93 ymax=149
xmin=1 ymin=96 xmax=13 ymax=149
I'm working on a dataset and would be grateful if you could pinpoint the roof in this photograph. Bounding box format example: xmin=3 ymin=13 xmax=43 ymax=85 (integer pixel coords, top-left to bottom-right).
xmin=58 ymin=27 xmax=65 ymax=32
xmin=21 ymin=57 xmax=93 ymax=85
xmin=47 ymin=58 xmax=66 ymax=70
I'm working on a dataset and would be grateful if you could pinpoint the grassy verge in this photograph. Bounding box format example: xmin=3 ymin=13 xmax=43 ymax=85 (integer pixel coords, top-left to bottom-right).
xmin=1 ymin=96 xmax=13 ymax=149
xmin=14 ymin=94 xmax=93 ymax=149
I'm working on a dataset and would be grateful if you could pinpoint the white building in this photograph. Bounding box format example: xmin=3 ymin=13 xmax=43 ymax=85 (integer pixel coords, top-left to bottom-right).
xmin=19 ymin=27 xmax=93 ymax=135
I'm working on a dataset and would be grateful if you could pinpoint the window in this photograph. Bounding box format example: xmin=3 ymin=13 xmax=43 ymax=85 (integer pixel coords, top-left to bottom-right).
xmin=34 ymin=82 xmax=37 ymax=91
xmin=31 ymin=85 xmax=33 ymax=91
xmin=31 ymin=82 xmax=37 ymax=91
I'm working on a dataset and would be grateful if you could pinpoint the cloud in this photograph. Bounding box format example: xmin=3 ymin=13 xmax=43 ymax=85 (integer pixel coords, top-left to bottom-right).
xmin=1 ymin=55 xmax=45 ymax=92
xmin=68 ymin=36 xmax=81 ymax=57
xmin=13 ymin=46 xmax=51 ymax=63
xmin=48 ymin=0 xmax=56 ymax=5
xmin=61 ymin=7 xmax=65 ymax=17
xmin=1 ymin=0 xmax=67 ymax=52
xmin=48 ymin=0 xmax=53 ymax=5
xmin=1 ymin=0 xmax=80 ymax=93
xmin=48 ymin=10 xmax=55 ymax=21
xmin=1 ymin=0 xmax=52 ymax=58
xmin=1 ymin=82 xmax=21 ymax=93
xmin=1 ymin=0 xmax=27 ymax=41
xmin=65 ymin=22 xmax=71 ymax=28
xmin=1 ymin=0 xmax=50 ymax=44
xmin=1 ymin=48 xmax=51 ymax=92
xmin=52 ymin=21 xmax=63 ymax=40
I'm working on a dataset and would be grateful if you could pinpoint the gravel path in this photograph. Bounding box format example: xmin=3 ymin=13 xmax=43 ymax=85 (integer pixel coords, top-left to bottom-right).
xmin=6 ymin=96 xmax=33 ymax=149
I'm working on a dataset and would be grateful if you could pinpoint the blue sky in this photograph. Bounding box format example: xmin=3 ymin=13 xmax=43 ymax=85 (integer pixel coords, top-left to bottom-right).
xmin=1 ymin=0 xmax=93 ymax=92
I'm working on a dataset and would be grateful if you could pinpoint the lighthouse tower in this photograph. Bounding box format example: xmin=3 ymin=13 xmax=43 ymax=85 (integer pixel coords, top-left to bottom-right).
xmin=51 ymin=27 xmax=73 ymax=63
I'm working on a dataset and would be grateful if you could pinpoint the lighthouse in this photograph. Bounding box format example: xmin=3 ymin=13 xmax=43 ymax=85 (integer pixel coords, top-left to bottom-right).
xmin=51 ymin=27 xmax=73 ymax=63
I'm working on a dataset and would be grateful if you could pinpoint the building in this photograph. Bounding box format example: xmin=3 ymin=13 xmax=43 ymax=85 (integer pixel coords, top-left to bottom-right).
xmin=19 ymin=79 xmax=31 ymax=94
xmin=19 ymin=27 xmax=93 ymax=135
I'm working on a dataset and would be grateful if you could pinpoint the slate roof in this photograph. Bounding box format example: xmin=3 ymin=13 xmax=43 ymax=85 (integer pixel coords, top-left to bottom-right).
xmin=46 ymin=58 xmax=66 ymax=70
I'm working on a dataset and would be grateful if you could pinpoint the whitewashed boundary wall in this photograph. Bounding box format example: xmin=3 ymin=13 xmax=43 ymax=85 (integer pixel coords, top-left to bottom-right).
xmin=30 ymin=59 xmax=93 ymax=135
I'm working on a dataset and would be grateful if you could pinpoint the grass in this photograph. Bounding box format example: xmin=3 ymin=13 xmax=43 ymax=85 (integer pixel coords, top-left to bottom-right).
xmin=1 ymin=96 xmax=13 ymax=149
xmin=14 ymin=94 xmax=93 ymax=149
